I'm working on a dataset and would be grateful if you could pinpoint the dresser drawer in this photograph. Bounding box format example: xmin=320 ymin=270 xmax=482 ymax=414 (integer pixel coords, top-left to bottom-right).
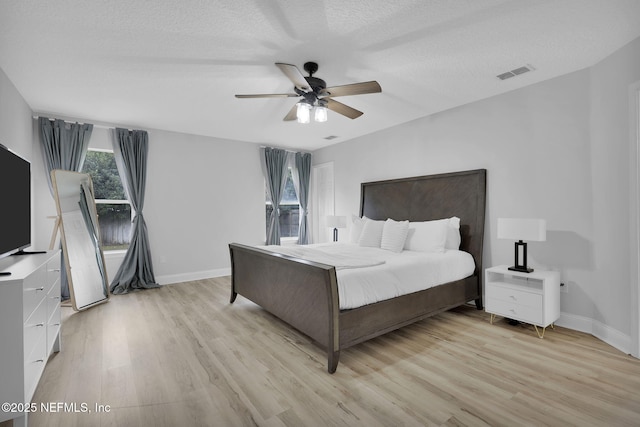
xmin=23 ymin=299 xmax=47 ymax=358
xmin=486 ymin=284 xmax=542 ymax=308
xmin=486 ymin=299 xmax=543 ymax=325
xmin=46 ymin=256 xmax=61 ymax=291
xmin=47 ymin=299 xmax=61 ymax=326
xmin=47 ymin=320 xmax=61 ymax=356
xmin=47 ymin=281 xmax=61 ymax=320
xmin=22 ymin=267 xmax=47 ymax=322
xmin=24 ymin=334 xmax=47 ymax=403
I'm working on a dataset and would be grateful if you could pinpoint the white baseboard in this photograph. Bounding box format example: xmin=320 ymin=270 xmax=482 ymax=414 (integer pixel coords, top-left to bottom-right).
xmin=156 ymin=267 xmax=231 ymax=286
xmin=102 ymin=251 xmax=231 ymax=286
xmin=557 ymin=312 xmax=632 ymax=356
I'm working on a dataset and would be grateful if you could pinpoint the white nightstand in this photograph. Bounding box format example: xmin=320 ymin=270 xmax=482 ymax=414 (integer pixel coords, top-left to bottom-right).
xmin=484 ymin=265 xmax=560 ymax=338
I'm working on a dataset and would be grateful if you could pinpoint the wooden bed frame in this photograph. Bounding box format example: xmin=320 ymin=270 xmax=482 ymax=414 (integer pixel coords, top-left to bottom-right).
xmin=229 ymin=169 xmax=486 ymax=373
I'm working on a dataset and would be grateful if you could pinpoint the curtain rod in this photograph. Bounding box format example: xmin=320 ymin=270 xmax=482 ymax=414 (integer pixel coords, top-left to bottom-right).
xmin=259 ymin=145 xmax=310 ymax=154
xmin=32 ymin=115 xmax=126 ymax=130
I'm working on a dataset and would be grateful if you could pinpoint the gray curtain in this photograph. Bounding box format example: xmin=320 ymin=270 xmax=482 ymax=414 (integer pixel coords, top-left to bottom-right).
xmin=293 ymin=152 xmax=312 ymax=245
xmin=39 ymin=117 xmax=93 ymax=300
xmin=260 ymin=147 xmax=290 ymax=245
xmin=39 ymin=117 xmax=93 ymax=194
xmin=109 ymin=128 xmax=159 ymax=294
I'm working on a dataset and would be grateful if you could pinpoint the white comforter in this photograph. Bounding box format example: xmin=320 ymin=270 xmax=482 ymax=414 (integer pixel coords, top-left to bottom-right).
xmin=260 ymin=243 xmax=475 ymax=310
xmin=260 ymin=244 xmax=385 ymax=269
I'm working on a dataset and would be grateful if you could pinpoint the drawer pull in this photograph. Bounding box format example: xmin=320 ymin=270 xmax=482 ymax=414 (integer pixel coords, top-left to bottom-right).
xmin=36 ymin=323 xmax=45 ymax=327
xmin=52 ymin=323 xmax=60 ymax=326
xmin=34 ymin=359 xmax=44 ymax=363
xmin=51 ymin=296 xmax=61 ymax=300
xmin=26 ymin=287 xmax=45 ymax=292
xmin=50 ymin=268 xmax=61 ymax=272
xmin=36 ymin=287 xmax=45 ymax=291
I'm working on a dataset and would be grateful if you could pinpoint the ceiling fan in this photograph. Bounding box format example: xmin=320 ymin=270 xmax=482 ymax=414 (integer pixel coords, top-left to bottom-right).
xmin=235 ymin=62 xmax=382 ymax=122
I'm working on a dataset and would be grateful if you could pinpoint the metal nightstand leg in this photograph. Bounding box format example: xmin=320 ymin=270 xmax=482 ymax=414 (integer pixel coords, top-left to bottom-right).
xmin=534 ymin=323 xmax=555 ymax=338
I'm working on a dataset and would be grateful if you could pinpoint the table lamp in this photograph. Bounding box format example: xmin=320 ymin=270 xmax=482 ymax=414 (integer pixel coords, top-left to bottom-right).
xmin=497 ymin=218 xmax=546 ymax=273
xmin=326 ymin=215 xmax=346 ymax=242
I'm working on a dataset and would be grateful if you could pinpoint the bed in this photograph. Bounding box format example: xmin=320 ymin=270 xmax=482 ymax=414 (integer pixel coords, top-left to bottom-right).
xmin=228 ymin=168 xmax=486 ymax=373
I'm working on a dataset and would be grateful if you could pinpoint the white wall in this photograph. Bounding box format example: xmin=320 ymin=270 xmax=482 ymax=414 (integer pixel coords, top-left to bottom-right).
xmin=0 ymin=67 xmax=37 ymax=249
xmin=0 ymin=69 xmax=32 ymax=158
xmin=312 ymin=37 xmax=640 ymax=354
xmin=589 ymin=37 xmax=640 ymax=350
xmin=143 ymin=129 xmax=265 ymax=283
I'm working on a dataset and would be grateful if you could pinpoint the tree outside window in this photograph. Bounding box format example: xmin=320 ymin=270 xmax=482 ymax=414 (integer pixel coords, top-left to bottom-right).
xmin=82 ymin=149 xmax=131 ymax=251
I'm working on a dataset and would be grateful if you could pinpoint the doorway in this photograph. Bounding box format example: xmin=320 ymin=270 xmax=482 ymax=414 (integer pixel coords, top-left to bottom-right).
xmin=631 ymin=82 xmax=640 ymax=358
xmin=311 ymin=162 xmax=335 ymax=244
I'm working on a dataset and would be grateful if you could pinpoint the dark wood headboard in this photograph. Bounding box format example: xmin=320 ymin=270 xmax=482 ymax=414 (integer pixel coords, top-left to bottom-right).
xmin=359 ymin=169 xmax=487 ymax=279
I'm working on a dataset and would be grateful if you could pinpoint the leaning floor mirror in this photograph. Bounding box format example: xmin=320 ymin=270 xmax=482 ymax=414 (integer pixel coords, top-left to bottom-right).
xmin=51 ymin=170 xmax=109 ymax=310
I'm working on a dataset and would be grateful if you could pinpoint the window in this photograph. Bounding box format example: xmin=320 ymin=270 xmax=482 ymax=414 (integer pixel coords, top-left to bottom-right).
xmin=265 ymin=168 xmax=299 ymax=238
xmin=82 ymin=149 xmax=131 ymax=251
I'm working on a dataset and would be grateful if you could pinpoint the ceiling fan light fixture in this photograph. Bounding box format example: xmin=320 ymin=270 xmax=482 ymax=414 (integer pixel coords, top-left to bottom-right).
xmin=296 ymin=102 xmax=312 ymax=124
xmin=314 ymin=105 xmax=328 ymax=122
xmin=236 ymin=62 xmax=381 ymax=122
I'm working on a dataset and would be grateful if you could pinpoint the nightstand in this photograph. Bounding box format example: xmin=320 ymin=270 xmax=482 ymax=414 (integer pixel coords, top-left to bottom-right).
xmin=484 ymin=265 xmax=560 ymax=338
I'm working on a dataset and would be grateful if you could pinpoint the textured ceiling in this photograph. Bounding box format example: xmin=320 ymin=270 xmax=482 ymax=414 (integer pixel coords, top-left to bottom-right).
xmin=1 ymin=0 xmax=640 ymax=150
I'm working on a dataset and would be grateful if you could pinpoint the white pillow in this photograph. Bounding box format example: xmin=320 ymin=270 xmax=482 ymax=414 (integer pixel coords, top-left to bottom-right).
xmin=404 ymin=218 xmax=449 ymax=252
xmin=349 ymin=215 xmax=366 ymax=243
xmin=358 ymin=218 xmax=385 ymax=248
xmin=445 ymin=216 xmax=461 ymax=250
xmin=381 ymin=218 xmax=409 ymax=252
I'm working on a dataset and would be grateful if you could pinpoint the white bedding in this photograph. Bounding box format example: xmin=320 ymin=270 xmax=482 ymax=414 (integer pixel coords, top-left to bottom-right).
xmin=259 ymin=243 xmax=475 ymax=310
xmin=260 ymin=244 xmax=385 ymax=269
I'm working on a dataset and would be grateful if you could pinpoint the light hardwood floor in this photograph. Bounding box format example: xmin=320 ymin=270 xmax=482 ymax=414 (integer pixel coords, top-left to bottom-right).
xmin=21 ymin=277 xmax=640 ymax=426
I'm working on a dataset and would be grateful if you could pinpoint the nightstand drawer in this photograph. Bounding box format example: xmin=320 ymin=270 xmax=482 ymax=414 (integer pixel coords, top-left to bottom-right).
xmin=486 ymin=299 xmax=543 ymax=324
xmin=486 ymin=285 xmax=542 ymax=308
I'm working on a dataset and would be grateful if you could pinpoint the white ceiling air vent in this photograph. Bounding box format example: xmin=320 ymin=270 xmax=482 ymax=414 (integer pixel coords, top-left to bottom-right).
xmin=497 ymin=64 xmax=535 ymax=80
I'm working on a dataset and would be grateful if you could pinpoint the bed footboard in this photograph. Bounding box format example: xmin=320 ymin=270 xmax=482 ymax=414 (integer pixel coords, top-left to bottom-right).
xmin=229 ymin=243 xmax=341 ymax=373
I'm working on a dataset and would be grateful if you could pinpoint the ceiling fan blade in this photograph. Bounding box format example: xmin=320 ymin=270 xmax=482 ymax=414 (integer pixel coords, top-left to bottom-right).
xmin=235 ymin=93 xmax=299 ymax=98
xmin=326 ymin=99 xmax=364 ymax=119
xmin=275 ymin=63 xmax=311 ymax=91
xmin=320 ymin=81 xmax=381 ymax=97
xmin=283 ymin=103 xmax=298 ymax=121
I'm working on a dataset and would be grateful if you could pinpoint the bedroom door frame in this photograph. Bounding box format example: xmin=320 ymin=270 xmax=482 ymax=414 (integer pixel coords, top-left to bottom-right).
xmin=311 ymin=162 xmax=335 ymax=244
xmin=631 ymin=81 xmax=640 ymax=358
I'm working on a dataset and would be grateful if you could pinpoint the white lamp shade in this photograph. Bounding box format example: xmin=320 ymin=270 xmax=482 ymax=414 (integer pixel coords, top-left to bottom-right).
xmin=296 ymin=102 xmax=311 ymax=124
xmin=497 ymin=218 xmax=546 ymax=242
xmin=314 ymin=105 xmax=328 ymax=122
xmin=326 ymin=215 xmax=347 ymax=228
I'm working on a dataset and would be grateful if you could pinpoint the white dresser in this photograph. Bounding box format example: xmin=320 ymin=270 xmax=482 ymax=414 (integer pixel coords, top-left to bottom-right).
xmin=0 ymin=251 xmax=61 ymax=427
xmin=485 ymin=265 xmax=560 ymax=338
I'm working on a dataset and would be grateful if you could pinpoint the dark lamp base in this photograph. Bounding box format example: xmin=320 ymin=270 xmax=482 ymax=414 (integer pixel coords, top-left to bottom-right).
xmin=508 ymin=265 xmax=534 ymax=273
xmin=510 ymin=240 xmax=533 ymax=273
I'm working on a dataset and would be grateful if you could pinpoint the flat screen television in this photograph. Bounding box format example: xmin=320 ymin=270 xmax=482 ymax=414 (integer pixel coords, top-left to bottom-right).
xmin=0 ymin=144 xmax=31 ymax=260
